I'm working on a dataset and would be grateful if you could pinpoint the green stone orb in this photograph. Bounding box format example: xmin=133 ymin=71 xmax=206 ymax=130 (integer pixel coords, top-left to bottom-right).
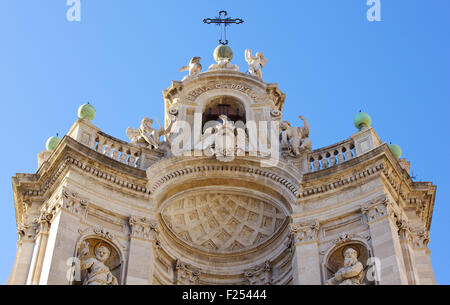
xmin=389 ymin=143 xmax=402 ymax=159
xmin=213 ymin=44 xmax=233 ymax=63
xmin=46 ymin=136 xmax=61 ymax=151
xmin=353 ymin=111 xmax=372 ymax=130
xmin=78 ymin=103 xmax=96 ymax=121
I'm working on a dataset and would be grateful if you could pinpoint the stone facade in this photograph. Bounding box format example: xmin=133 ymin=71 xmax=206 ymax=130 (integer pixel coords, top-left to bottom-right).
xmin=8 ymin=48 xmax=436 ymax=285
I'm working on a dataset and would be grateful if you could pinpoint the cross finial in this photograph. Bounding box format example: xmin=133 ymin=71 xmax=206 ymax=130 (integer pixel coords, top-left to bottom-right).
xmin=203 ymin=10 xmax=244 ymax=45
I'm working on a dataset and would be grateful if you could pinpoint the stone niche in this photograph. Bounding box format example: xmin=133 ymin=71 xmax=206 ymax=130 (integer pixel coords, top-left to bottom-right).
xmin=161 ymin=191 xmax=287 ymax=254
xmin=72 ymin=238 xmax=122 ymax=285
xmin=324 ymin=241 xmax=375 ymax=285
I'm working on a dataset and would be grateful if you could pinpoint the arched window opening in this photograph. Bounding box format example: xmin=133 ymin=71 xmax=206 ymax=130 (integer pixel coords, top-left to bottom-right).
xmin=202 ymin=96 xmax=246 ymax=130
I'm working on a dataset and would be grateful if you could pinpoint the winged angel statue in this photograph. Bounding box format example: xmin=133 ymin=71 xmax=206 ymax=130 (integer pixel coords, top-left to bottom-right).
xmin=245 ymin=49 xmax=268 ymax=79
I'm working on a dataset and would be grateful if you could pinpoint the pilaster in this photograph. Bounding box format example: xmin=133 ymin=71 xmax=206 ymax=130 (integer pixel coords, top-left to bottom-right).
xmin=361 ymin=198 xmax=408 ymax=284
xmin=126 ymin=216 xmax=159 ymax=284
xmin=290 ymin=219 xmax=321 ymax=284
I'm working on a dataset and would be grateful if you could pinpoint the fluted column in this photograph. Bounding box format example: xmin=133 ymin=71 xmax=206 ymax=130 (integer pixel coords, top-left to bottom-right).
xmin=126 ymin=216 xmax=158 ymax=284
xmin=290 ymin=219 xmax=321 ymax=285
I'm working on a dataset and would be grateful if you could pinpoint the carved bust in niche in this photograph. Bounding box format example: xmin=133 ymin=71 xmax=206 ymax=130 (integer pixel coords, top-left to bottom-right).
xmin=76 ymin=238 xmax=121 ymax=285
xmin=326 ymin=245 xmax=370 ymax=285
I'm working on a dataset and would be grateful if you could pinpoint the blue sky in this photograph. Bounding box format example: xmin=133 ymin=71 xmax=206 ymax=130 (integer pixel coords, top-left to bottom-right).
xmin=0 ymin=0 xmax=449 ymax=284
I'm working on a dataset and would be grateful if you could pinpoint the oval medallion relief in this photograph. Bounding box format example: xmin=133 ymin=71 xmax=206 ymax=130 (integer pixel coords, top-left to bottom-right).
xmin=161 ymin=192 xmax=287 ymax=253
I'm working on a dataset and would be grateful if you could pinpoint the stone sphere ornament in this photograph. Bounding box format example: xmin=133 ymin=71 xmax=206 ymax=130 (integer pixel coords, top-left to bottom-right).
xmin=46 ymin=135 xmax=61 ymax=151
xmin=78 ymin=103 xmax=96 ymax=121
xmin=213 ymin=44 xmax=233 ymax=63
xmin=353 ymin=111 xmax=372 ymax=130
xmin=389 ymin=143 xmax=402 ymax=159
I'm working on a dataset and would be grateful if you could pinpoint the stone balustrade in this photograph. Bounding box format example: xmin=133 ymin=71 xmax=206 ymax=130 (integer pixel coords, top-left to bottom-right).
xmin=94 ymin=132 xmax=141 ymax=168
xmin=308 ymin=139 xmax=356 ymax=172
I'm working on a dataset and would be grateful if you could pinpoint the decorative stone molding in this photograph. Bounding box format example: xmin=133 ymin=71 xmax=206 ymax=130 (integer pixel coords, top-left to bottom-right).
xmin=244 ymin=260 xmax=272 ymax=285
xmin=320 ymin=233 xmax=371 ymax=256
xmin=331 ymin=232 xmax=371 ymax=246
xmin=175 ymin=259 xmax=200 ymax=285
xmin=22 ymin=156 xmax=149 ymax=202
xmin=290 ymin=219 xmax=320 ymax=244
xmin=78 ymin=225 xmax=126 ymax=250
xmin=298 ymin=163 xmax=384 ymax=199
xmin=149 ymin=164 xmax=298 ymax=197
xmin=183 ymin=80 xmax=265 ymax=103
xmin=129 ymin=216 xmax=158 ymax=241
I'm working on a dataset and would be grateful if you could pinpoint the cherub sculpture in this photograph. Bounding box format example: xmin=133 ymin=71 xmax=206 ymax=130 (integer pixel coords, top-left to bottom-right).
xmin=79 ymin=241 xmax=118 ymax=285
xmin=126 ymin=116 xmax=176 ymax=150
xmin=280 ymin=115 xmax=312 ymax=157
xmin=245 ymin=49 xmax=268 ymax=79
xmin=326 ymin=248 xmax=365 ymax=285
xmin=179 ymin=57 xmax=202 ymax=81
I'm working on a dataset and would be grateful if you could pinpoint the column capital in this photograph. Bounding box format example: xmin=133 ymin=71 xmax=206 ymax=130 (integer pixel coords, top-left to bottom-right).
xmin=361 ymin=196 xmax=399 ymax=223
xmin=129 ymin=216 xmax=158 ymax=241
xmin=290 ymin=219 xmax=320 ymax=244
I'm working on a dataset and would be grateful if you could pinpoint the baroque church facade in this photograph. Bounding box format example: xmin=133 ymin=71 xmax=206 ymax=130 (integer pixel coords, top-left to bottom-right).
xmin=8 ymin=44 xmax=436 ymax=285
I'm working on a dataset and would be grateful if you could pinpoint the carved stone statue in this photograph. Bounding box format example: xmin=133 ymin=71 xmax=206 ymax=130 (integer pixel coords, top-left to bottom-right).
xmin=245 ymin=49 xmax=268 ymax=79
xmin=79 ymin=241 xmax=118 ymax=285
xmin=127 ymin=116 xmax=176 ymax=150
xmin=326 ymin=247 xmax=364 ymax=285
xmin=179 ymin=57 xmax=202 ymax=81
xmin=280 ymin=115 xmax=312 ymax=156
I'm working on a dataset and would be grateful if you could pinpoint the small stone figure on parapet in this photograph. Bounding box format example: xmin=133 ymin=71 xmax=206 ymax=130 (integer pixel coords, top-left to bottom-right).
xmin=245 ymin=49 xmax=267 ymax=80
xmin=179 ymin=57 xmax=202 ymax=81
xmin=280 ymin=115 xmax=312 ymax=157
xmin=126 ymin=116 xmax=176 ymax=150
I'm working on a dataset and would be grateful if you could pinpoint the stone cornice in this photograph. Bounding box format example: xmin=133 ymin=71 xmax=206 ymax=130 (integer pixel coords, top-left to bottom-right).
xmin=12 ymin=136 xmax=149 ymax=228
xmin=297 ymin=144 xmax=436 ymax=230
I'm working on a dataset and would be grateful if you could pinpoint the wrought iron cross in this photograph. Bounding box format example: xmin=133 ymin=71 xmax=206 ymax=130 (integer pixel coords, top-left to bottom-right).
xmin=203 ymin=11 xmax=244 ymax=45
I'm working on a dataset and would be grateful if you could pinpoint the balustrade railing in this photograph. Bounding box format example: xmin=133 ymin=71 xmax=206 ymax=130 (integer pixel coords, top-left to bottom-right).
xmin=308 ymin=139 xmax=356 ymax=172
xmin=94 ymin=132 xmax=141 ymax=168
